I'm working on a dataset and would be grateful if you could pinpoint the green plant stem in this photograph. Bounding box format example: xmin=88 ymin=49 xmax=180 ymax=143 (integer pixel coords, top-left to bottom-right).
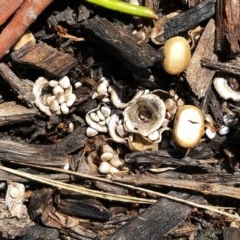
xmin=85 ymin=0 xmax=158 ymax=19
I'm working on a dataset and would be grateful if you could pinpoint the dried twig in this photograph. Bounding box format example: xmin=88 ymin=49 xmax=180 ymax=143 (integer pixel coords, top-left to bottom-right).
xmin=0 ymin=165 xmax=155 ymax=204
xmin=0 ymin=0 xmax=54 ymax=60
xmin=0 ymin=0 xmax=23 ymax=25
xmin=7 ymin=163 xmax=240 ymax=221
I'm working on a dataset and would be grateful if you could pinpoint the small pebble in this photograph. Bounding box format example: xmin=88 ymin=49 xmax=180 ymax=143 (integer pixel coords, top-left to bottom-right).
xmin=66 ymin=93 xmax=76 ymax=107
xmin=68 ymin=122 xmax=74 ymax=133
xmin=100 ymin=152 xmax=114 ymax=162
xmin=59 ymin=76 xmax=71 ymax=89
xmin=218 ymin=125 xmax=230 ymax=135
xmin=97 ymin=110 xmax=105 ymax=121
xmin=60 ymin=103 xmax=69 ymax=114
xmin=50 ymin=99 xmax=59 ymax=112
xmin=101 ymin=106 xmax=111 ymax=118
xmin=86 ymin=127 xmax=98 ymax=137
xmin=53 ymin=85 xmax=64 ymax=95
xmin=49 ymin=80 xmax=59 ymax=88
xmin=74 ymin=82 xmax=82 ymax=88
xmin=205 ymin=128 xmax=216 ymax=139
xmin=97 ymin=83 xmax=108 ymax=95
xmin=148 ymin=130 xmax=160 ymax=141
xmin=90 ymin=112 xmax=100 ymax=122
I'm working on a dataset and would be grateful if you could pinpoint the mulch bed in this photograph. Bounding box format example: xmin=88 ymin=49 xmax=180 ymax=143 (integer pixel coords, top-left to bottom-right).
xmin=0 ymin=0 xmax=240 ymax=239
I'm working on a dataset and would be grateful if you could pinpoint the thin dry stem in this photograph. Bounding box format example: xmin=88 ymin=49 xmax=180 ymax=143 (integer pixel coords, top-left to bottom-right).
xmin=0 ymin=0 xmax=54 ymax=60
xmin=4 ymin=163 xmax=240 ymax=221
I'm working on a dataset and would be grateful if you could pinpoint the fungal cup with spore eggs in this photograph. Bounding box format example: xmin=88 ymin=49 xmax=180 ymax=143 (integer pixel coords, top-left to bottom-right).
xmin=32 ymin=76 xmax=78 ymax=116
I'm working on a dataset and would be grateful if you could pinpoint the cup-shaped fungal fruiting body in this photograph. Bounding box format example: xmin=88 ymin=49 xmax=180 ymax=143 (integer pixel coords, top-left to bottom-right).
xmin=173 ymin=105 xmax=204 ymax=148
xmin=162 ymin=36 xmax=191 ymax=75
xmin=123 ymin=93 xmax=166 ymax=137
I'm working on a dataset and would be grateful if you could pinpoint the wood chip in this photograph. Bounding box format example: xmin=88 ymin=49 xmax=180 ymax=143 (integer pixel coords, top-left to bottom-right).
xmin=186 ymin=18 xmax=217 ymax=98
xmin=11 ymin=43 xmax=77 ymax=78
xmin=109 ymin=192 xmax=197 ymax=239
xmin=215 ymin=0 xmax=240 ymax=57
xmin=80 ymin=16 xmax=162 ymax=69
xmin=0 ymin=0 xmax=23 ymax=25
xmin=0 ymin=101 xmax=39 ymax=126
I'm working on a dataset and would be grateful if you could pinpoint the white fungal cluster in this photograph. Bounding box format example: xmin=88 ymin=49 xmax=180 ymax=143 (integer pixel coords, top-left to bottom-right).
xmin=98 ymin=144 xmax=124 ymax=174
xmin=86 ymin=104 xmax=111 ymax=137
xmin=86 ymin=77 xmax=173 ymax=151
xmin=32 ymin=76 xmax=78 ymax=116
xmin=213 ymin=77 xmax=240 ymax=101
xmin=91 ymin=77 xmax=111 ymax=104
xmin=165 ymin=89 xmax=185 ymax=120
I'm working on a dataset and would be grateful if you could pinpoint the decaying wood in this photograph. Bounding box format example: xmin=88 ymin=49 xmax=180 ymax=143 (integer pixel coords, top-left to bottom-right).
xmin=55 ymin=194 xmax=110 ymax=221
xmin=0 ymin=63 xmax=35 ymax=107
xmin=0 ymin=171 xmax=71 ymax=183
xmin=223 ymin=227 xmax=240 ymax=240
xmin=11 ymin=43 xmax=78 ymax=78
xmin=109 ymin=192 xmax=198 ymax=240
xmin=124 ymin=149 xmax=214 ymax=170
xmin=201 ymin=84 xmax=223 ymax=126
xmin=28 ymin=188 xmax=98 ymax=239
xmin=54 ymin=126 xmax=87 ymax=155
xmin=0 ymin=126 xmax=87 ymax=167
xmin=0 ymin=101 xmax=39 ymax=126
xmin=158 ymin=0 xmax=216 ymax=42
xmin=0 ymin=201 xmax=32 ymax=239
xmin=215 ymin=0 xmax=240 ymax=57
xmin=186 ymin=18 xmax=217 ymax=98
xmin=0 ymin=139 xmax=69 ymax=167
xmin=201 ymin=58 xmax=240 ymax=76
xmin=0 ymin=0 xmax=54 ymax=60
xmin=0 ymin=0 xmax=23 ymax=25
xmin=80 ymin=16 xmax=162 ymax=70
xmin=22 ymin=225 xmax=60 ymax=240
xmin=112 ymin=174 xmax=240 ymax=200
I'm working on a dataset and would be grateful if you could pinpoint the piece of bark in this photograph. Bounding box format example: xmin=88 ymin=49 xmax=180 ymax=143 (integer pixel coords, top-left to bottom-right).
xmin=215 ymin=0 xmax=240 ymax=58
xmin=22 ymin=225 xmax=60 ymax=240
xmin=56 ymin=194 xmax=110 ymax=221
xmin=80 ymin=16 xmax=162 ymax=70
xmin=186 ymin=18 xmax=217 ymax=98
xmin=0 ymin=200 xmax=32 ymax=239
xmin=0 ymin=126 xmax=86 ymax=168
xmin=124 ymin=149 xmax=214 ymax=169
xmin=223 ymin=228 xmax=240 ymax=240
xmin=11 ymin=42 xmax=78 ymax=78
xmin=0 ymin=0 xmax=23 ymax=25
xmin=47 ymin=6 xmax=76 ymax=26
xmin=0 ymin=101 xmax=39 ymax=126
xmin=0 ymin=63 xmax=35 ymax=107
xmin=64 ymin=225 xmax=99 ymax=240
xmin=0 ymin=171 xmax=71 ymax=183
xmin=201 ymin=84 xmax=223 ymax=126
xmin=201 ymin=58 xmax=240 ymax=77
xmin=112 ymin=173 xmax=240 ymax=200
xmin=0 ymin=139 xmax=69 ymax=167
xmin=54 ymin=126 xmax=87 ymax=155
xmin=28 ymin=188 xmax=53 ymax=220
xmin=108 ymin=192 xmax=195 ymax=240
xmin=0 ymin=0 xmax=54 ymax=60
xmin=155 ymin=0 xmax=216 ymax=43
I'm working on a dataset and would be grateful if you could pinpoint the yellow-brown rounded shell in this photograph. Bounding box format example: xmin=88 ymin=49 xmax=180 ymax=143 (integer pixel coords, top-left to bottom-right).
xmin=162 ymin=36 xmax=191 ymax=75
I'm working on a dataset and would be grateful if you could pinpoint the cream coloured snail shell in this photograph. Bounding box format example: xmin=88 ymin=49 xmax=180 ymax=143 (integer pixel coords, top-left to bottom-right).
xmin=173 ymin=105 xmax=204 ymax=148
xmin=162 ymin=36 xmax=191 ymax=75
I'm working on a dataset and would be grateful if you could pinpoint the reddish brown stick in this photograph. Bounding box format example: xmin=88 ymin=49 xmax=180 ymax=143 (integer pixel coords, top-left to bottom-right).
xmin=0 ymin=0 xmax=54 ymax=60
xmin=0 ymin=0 xmax=24 ymax=25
